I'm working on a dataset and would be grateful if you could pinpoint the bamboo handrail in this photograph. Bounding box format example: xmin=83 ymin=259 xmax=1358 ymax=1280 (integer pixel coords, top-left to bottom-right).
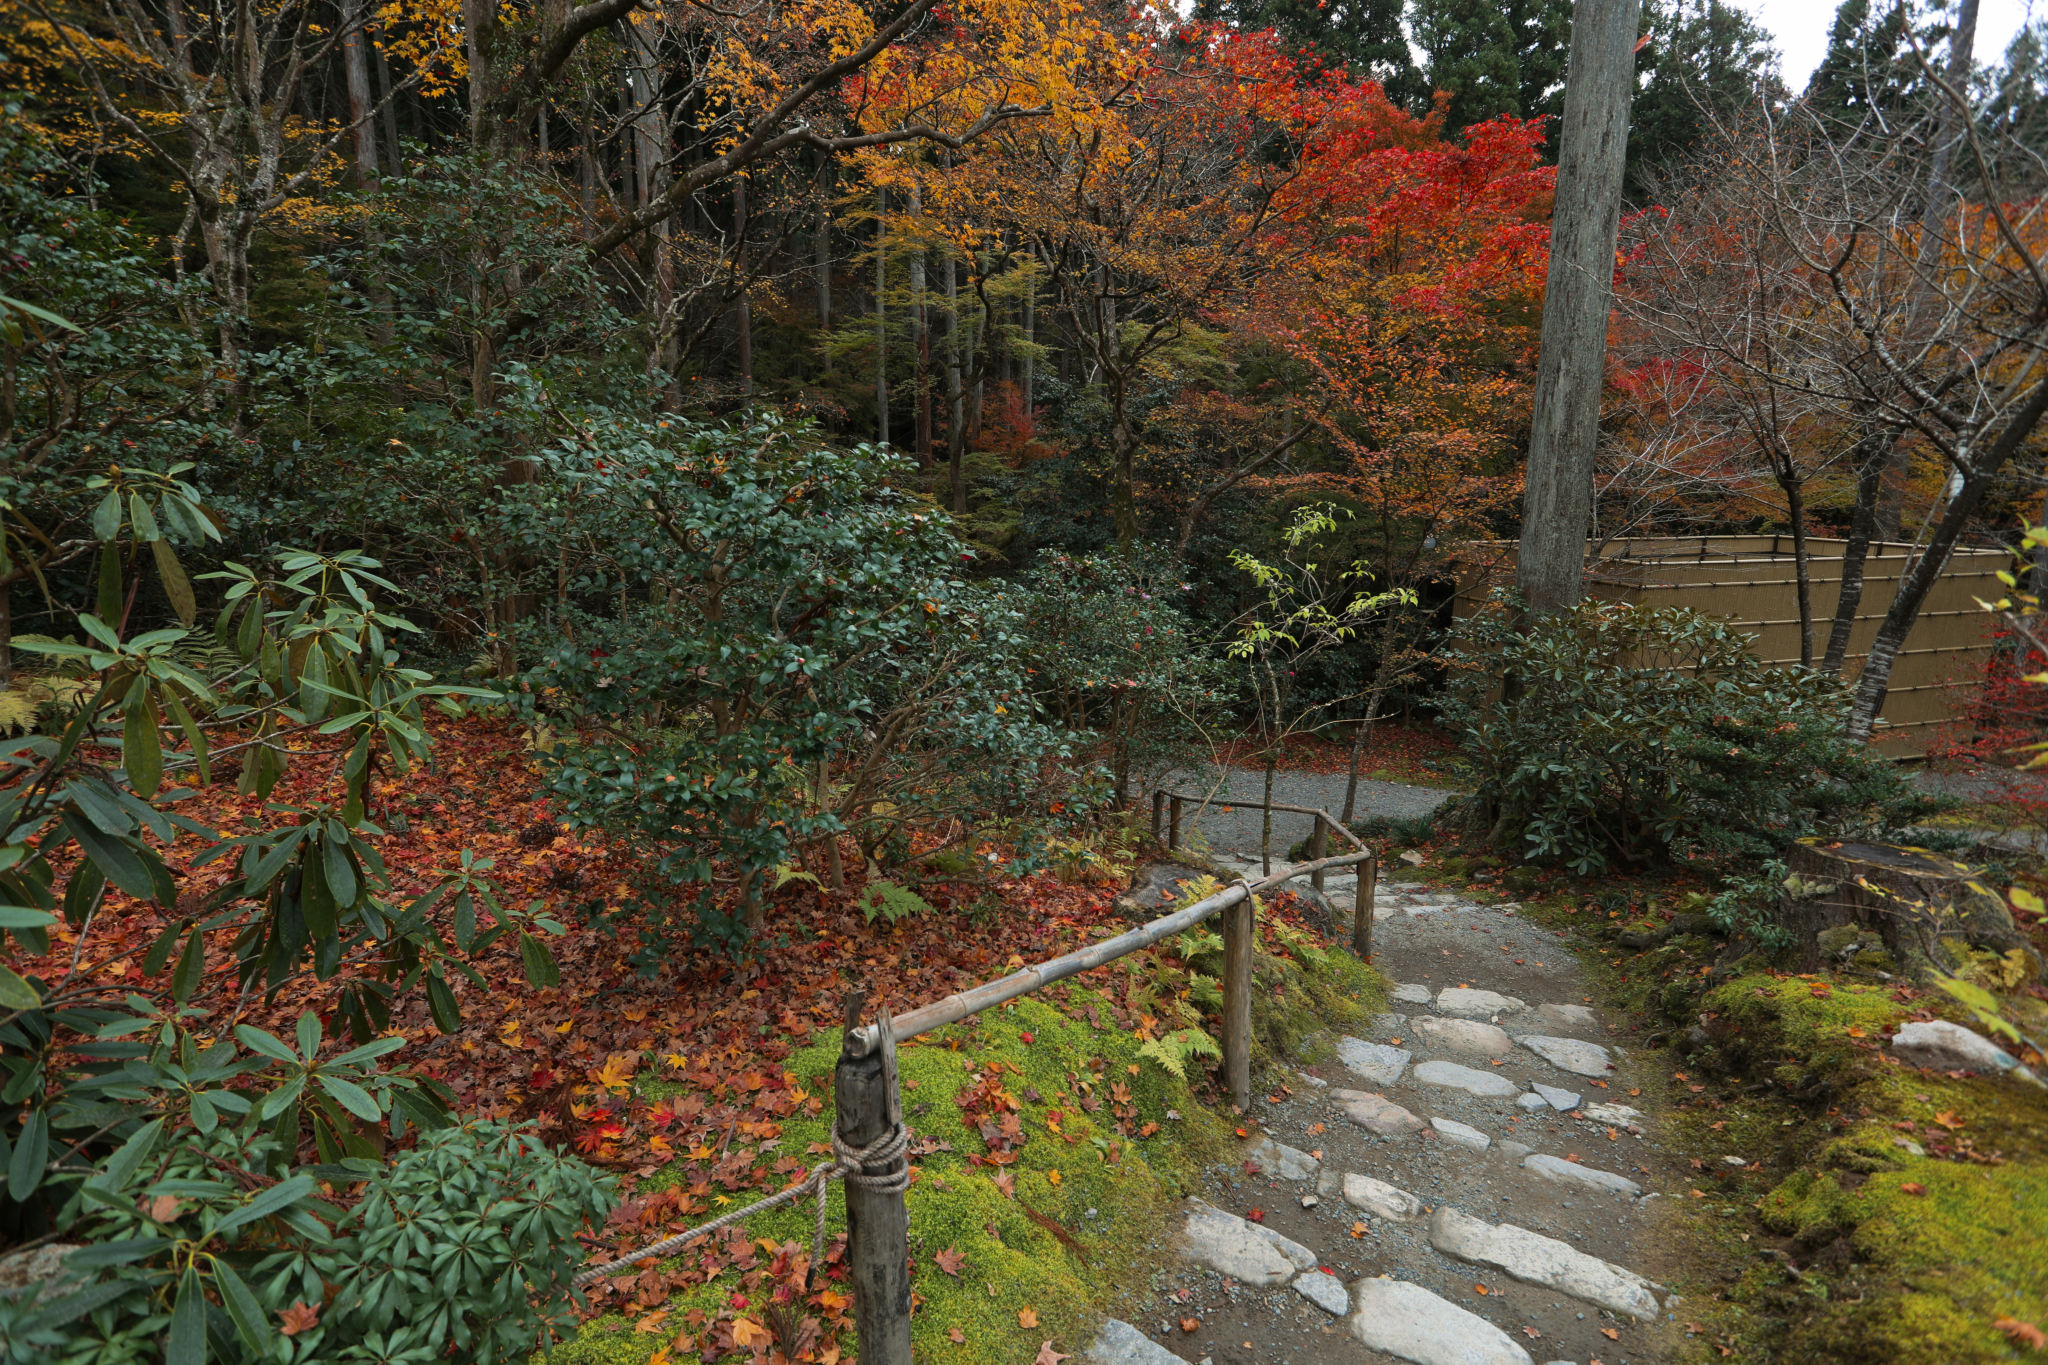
xmin=841 ymin=847 xmax=1375 ymax=1057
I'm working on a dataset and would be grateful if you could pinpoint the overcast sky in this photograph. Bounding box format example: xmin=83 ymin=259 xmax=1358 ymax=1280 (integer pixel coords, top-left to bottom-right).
xmin=1721 ymin=0 xmax=2039 ymax=90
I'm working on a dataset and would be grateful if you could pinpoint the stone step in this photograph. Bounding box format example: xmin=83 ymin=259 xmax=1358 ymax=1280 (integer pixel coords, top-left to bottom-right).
xmin=1413 ymin=1015 xmax=1515 ymax=1056
xmin=1427 ymin=1205 xmax=1663 ymax=1321
xmin=1176 ymin=1198 xmax=1317 ymax=1285
xmin=1332 ymin=1088 xmax=1428 ymax=1135
xmin=1434 ymin=987 xmax=1529 ymax=1019
xmin=1337 ymin=1035 xmax=1411 ymax=1085
xmin=1085 ymin=1319 xmax=1182 ymax=1365
xmin=1412 ymin=1059 xmax=1520 ymax=1098
xmin=1521 ymin=1153 xmax=1642 ymax=1199
xmin=1244 ymin=1135 xmax=1320 ymax=1181
xmin=1347 ymin=1277 xmax=1536 ymax=1365
xmin=1516 ymin=1034 xmax=1613 ymax=1078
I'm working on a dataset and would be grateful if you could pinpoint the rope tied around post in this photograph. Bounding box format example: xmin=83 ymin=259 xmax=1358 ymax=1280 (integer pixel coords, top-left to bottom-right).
xmin=571 ymin=1117 xmax=909 ymax=1289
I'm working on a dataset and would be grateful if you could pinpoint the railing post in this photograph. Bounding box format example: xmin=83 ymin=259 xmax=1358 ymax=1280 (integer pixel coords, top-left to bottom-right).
xmin=1352 ymin=856 xmax=1377 ymax=961
xmin=836 ymin=1000 xmax=912 ymax=1365
xmin=1310 ymin=815 xmax=1328 ymax=895
xmin=1151 ymin=791 xmax=1165 ymax=844
xmin=1222 ymin=889 xmax=1253 ymax=1110
xmin=1169 ymin=796 xmax=1182 ymax=850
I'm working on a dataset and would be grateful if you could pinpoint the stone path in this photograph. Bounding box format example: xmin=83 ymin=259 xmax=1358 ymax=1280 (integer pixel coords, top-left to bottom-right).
xmin=1089 ymin=858 xmax=1683 ymax=1365
xmin=1160 ymin=769 xmax=1456 ymax=859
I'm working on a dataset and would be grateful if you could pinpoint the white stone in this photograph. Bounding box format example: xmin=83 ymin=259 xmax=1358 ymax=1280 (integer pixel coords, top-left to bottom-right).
xmin=1333 ymin=1089 xmax=1429 ymax=1136
xmin=1722 ymin=1155 xmax=1747 ymax=1167
xmin=1497 ymin=1141 xmax=1534 ymax=1162
xmin=1435 ymin=988 xmax=1528 ymax=1019
xmin=1177 ymin=1199 xmax=1318 ymax=1285
xmin=1582 ymin=1103 xmax=1644 ymax=1127
xmin=1295 ymin=1269 xmax=1350 ymax=1315
xmin=1518 ymin=1035 xmax=1613 ymax=1078
xmin=1521 ymin=1154 xmax=1641 ymax=1198
xmin=1522 ymin=1003 xmax=1599 ymax=1034
xmin=1431 ymin=1117 xmax=1491 ymax=1151
xmin=1891 ymin=1020 xmax=2021 ymax=1075
xmin=1414 ymin=1016 xmax=1515 ymax=1056
xmin=1338 ymin=1036 xmax=1413 ymax=1086
xmin=1087 ymin=1319 xmax=1183 ymax=1365
xmin=1393 ymin=983 xmax=1436 ymax=1005
xmin=1374 ymin=1013 xmax=1410 ymax=1033
xmin=1347 ymin=1278 xmax=1535 ymax=1365
xmin=1245 ymin=1137 xmax=1320 ymax=1181
xmin=1412 ymin=1060 xmax=1521 ymax=1098
xmin=1531 ymin=1083 xmax=1581 ymax=1111
xmin=1296 ymin=1069 xmax=1328 ymax=1089
xmin=1427 ymin=1206 xmax=1661 ymax=1321
xmin=1343 ymin=1173 xmax=1425 ymax=1221
xmin=1516 ymin=1092 xmax=1550 ymax=1112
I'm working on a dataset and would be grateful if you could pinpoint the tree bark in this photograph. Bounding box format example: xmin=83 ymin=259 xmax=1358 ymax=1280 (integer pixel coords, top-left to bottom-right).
xmin=875 ymin=186 xmax=889 ymax=445
xmin=734 ymin=177 xmax=753 ymax=395
xmin=1822 ymin=425 xmax=1888 ymax=676
xmin=945 ymin=249 xmax=966 ymax=514
xmin=911 ymin=183 xmax=932 ymax=473
xmin=1515 ymin=0 xmax=1642 ymax=614
xmin=815 ymin=152 xmax=833 ymax=331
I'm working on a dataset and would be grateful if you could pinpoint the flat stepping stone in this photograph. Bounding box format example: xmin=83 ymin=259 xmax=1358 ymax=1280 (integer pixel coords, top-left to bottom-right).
xmin=1412 ymin=1060 xmax=1519 ymax=1098
xmin=1522 ymin=1154 xmax=1641 ymax=1198
xmin=1515 ymin=1092 xmax=1549 ymax=1112
xmin=1332 ymin=1089 xmax=1428 ymax=1135
xmin=1428 ymin=1206 xmax=1661 ymax=1321
xmin=1519 ymin=1003 xmax=1598 ymax=1035
xmin=1392 ymin=983 xmax=1435 ymax=1005
xmin=1435 ymin=988 xmax=1527 ymax=1019
xmin=1517 ymin=1034 xmax=1613 ymax=1077
xmin=1583 ymin=1102 xmax=1644 ymax=1129
xmin=1413 ymin=1016 xmax=1514 ymax=1056
xmin=1497 ymin=1140 xmax=1534 ymax=1162
xmin=1530 ymin=1082 xmax=1581 ymax=1111
xmin=1245 ymin=1136 xmax=1320 ymax=1181
xmin=1430 ymin=1117 xmax=1491 ymax=1151
xmin=1086 ymin=1319 xmax=1182 ymax=1365
xmin=1177 ymin=1199 xmax=1316 ymax=1285
xmin=1338 ymin=1172 xmax=1425 ymax=1221
xmin=1892 ymin=1019 xmax=2023 ymax=1074
xmin=1373 ymin=1012 xmax=1409 ymax=1032
xmin=1337 ymin=1036 xmax=1412 ymax=1086
xmin=1294 ymin=1268 xmax=1350 ymax=1315
xmin=1348 ymin=1277 xmax=1534 ymax=1365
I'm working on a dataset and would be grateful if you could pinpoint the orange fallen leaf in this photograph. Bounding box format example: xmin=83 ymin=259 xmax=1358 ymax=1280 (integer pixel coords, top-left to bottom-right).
xmin=730 ymin=1319 xmax=769 ymax=1348
xmin=1473 ymin=1284 xmax=1489 ymax=1295
xmin=1933 ymin=1110 xmax=1966 ymax=1131
xmin=1601 ymin=1327 xmax=1620 ymax=1340
xmin=948 ymin=1329 xmax=966 ymax=1344
xmin=1901 ymin=1182 xmax=1927 ymax=1196
xmin=1035 ymin=1342 xmax=1071 ymax=1365
xmin=1016 ymin=1308 xmax=1042 ymax=1329
xmin=635 ymin=1310 xmax=670 ymax=1334
xmin=1179 ymin=1318 xmax=1200 ymax=1334
xmin=1847 ymin=1026 xmax=1867 ymax=1038
xmin=1522 ymin=1325 xmax=1541 ymax=1338
xmin=279 ymin=1303 xmax=320 ymax=1336
xmin=147 ymin=1195 xmax=181 ymax=1223
xmin=1349 ymin=1221 xmax=1367 ymax=1238
xmin=934 ymin=1246 xmax=966 ymax=1277
xmin=1995 ymin=1317 xmax=2046 ymax=1349
xmin=1247 ymin=1208 xmax=1265 ymax=1223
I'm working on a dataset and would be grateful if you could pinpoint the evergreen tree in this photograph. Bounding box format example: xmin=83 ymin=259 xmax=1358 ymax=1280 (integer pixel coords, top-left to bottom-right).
xmin=1804 ymin=0 xmax=1943 ymax=132
xmin=1982 ymin=20 xmax=2048 ymax=178
xmin=1627 ymin=0 xmax=1784 ymax=199
xmin=1195 ymin=0 xmax=1428 ymax=105
xmin=1412 ymin=0 xmax=1572 ymax=141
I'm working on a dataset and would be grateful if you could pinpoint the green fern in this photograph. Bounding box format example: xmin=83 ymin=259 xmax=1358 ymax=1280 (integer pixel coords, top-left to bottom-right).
xmin=857 ymin=878 xmax=934 ymax=925
xmin=1138 ymin=1027 xmax=1222 ymax=1080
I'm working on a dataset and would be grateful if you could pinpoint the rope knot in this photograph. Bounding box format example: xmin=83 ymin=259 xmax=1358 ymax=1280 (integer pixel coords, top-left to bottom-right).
xmin=830 ymin=1121 xmax=911 ymax=1193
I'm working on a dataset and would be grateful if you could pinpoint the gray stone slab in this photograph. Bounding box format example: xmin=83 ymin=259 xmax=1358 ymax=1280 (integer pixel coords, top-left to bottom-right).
xmin=1517 ymin=1035 xmax=1613 ymax=1078
xmin=1374 ymin=1012 xmax=1410 ymax=1033
xmin=1435 ymin=988 xmax=1528 ymax=1019
xmin=1582 ymin=1103 xmax=1644 ymax=1128
xmin=1428 ymin=1206 xmax=1661 ymax=1321
xmin=1497 ymin=1140 xmax=1534 ymax=1162
xmin=1393 ymin=983 xmax=1436 ymax=1005
xmin=1177 ymin=1199 xmax=1318 ymax=1285
xmin=1414 ymin=1016 xmax=1515 ymax=1056
xmin=1087 ymin=1319 xmax=1183 ymax=1365
xmin=1892 ymin=1020 xmax=2021 ymax=1074
xmin=1348 ymin=1277 xmax=1535 ymax=1365
xmin=1295 ymin=1269 xmax=1350 ymax=1315
xmin=1412 ymin=1060 xmax=1520 ymax=1098
xmin=1516 ymin=1092 xmax=1550 ymax=1112
xmin=1430 ymin=1117 xmax=1491 ymax=1151
xmin=1342 ymin=1173 xmax=1425 ymax=1221
xmin=1521 ymin=1154 xmax=1642 ymax=1198
xmin=1522 ymin=1003 xmax=1599 ymax=1034
xmin=1333 ymin=1089 xmax=1429 ymax=1136
xmin=1246 ymin=1136 xmax=1320 ymax=1181
xmin=1531 ymin=1083 xmax=1581 ymax=1111
xmin=1338 ymin=1036 xmax=1413 ymax=1086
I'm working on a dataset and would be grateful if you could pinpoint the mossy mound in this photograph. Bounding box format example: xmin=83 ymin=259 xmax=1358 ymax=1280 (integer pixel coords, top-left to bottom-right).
xmin=546 ymin=936 xmax=1381 ymax=1365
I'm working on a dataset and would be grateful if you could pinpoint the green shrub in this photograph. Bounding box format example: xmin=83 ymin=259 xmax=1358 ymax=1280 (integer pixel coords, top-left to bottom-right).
xmin=1442 ymin=593 xmax=1937 ymax=874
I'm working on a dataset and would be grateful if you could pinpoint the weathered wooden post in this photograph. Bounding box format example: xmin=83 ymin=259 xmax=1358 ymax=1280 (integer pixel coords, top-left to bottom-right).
xmin=1152 ymin=791 xmax=1165 ymax=843
xmin=834 ymin=996 xmax=912 ymax=1365
xmin=1353 ymin=856 xmax=1376 ymax=961
xmin=1169 ymin=795 xmax=1183 ymax=850
xmin=1309 ymin=814 xmax=1328 ymax=895
xmin=1221 ymin=888 xmax=1253 ymax=1109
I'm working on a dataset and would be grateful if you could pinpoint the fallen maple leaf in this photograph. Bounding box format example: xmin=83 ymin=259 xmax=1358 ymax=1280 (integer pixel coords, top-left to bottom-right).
xmin=1349 ymin=1221 xmax=1366 ymax=1238
xmin=1035 ymin=1342 xmax=1070 ymax=1365
xmin=279 ymin=1303 xmax=320 ymax=1336
xmin=934 ymin=1246 xmax=966 ymax=1277
xmin=1046 ymin=1169 xmax=1062 ymax=1186
xmin=1019 ymin=1308 xmax=1039 ymax=1329
xmin=993 ymin=1171 xmax=1016 ymax=1198
xmin=1522 ymin=1325 xmax=1541 ymax=1338
xmin=1847 ymin=1026 xmax=1867 ymax=1038
xmin=1602 ymin=1327 xmax=1620 ymax=1340
xmin=1901 ymin=1182 xmax=1927 ymax=1196
xmin=635 ymin=1310 xmax=670 ymax=1333
xmin=948 ymin=1328 xmax=966 ymax=1344
xmin=1473 ymin=1284 xmax=1489 ymax=1295
xmin=1933 ymin=1110 xmax=1966 ymax=1131
xmin=1179 ymin=1317 xmax=1200 ymax=1334
xmin=147 ymin=1195 xmax=181 ymax=1223
xmin=1995 ymin=1317 xmax=2047 ymax=1349
xmin=730 ymin=1319 xmax=769 ymax=1348
xmin=1246 ymin=1208 xmax=1265 ymax=1223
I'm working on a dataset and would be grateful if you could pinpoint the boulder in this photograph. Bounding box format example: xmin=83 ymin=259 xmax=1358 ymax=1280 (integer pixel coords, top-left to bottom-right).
xmin=1890 ymin=1019 xmax=2022 ymax=1075
xmin=1113 ymin=862 xmax=1214 ymax=918
xmin=1176 ymin=1199 xmax=1317 ymax=1285
xmin=1780 ymin=839 xmax=2043 ymax=980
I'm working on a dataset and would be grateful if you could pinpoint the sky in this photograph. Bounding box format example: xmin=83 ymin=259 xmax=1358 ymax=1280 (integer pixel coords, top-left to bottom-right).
xmin=1724 ymin=0 xmax=2039 ymax=90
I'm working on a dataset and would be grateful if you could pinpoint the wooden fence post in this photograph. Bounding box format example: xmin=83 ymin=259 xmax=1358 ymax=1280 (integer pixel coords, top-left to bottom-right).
xmin=1352 ymin=856 xmax=1376 ymax=960
xmin=1152 ymin=791 xmax=1165 ymax=843
xmin=1309 ymin=815 xmax=1328 ymax=895
xmin=835 ymin=1000 xmax=912 ymax=1365
xmin=1169 ymin=796 xmax=1182 ymax=850
xmin=1222 ymin=890 xmax=1253 ymax=1110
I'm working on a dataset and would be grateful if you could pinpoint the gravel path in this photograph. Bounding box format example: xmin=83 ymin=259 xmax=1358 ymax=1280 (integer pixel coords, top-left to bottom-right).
xmin=1160 ymin=768 xmax=1458 ymax=856
xmin=1094 ymin=854 xmax=1687 ymax=1365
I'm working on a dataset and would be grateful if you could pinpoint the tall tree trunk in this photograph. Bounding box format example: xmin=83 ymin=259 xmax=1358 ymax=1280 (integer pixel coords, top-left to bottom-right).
xmin=946 ymin=249 xmax=966 ymax=514
xmin=342 ymin=0 xmax=380 ymax=182
xmin=875 ymin=186 xmax=889 ymax=445
xmin=911 ymin=182 xmax=932 ymax=473
xmin=1822 ymin=426 xmax=1888 ymax=676
xmin=1261 ymin=752 xmax=1277 ymax=876
xmin=371 ymin=37 xmax=402 ymax=170
xmin=1780 ymin=468 xmax=1814 ymax=668
xmin=1021 ymin=264 xmax=1035 ymax=411
xmin=1515 ymin=0 xmax=1642 ymax=614
xmin=815 ymin=152 xmax=833 ymax=331
xmin=734 ymin=177 xmax=753 ymax=395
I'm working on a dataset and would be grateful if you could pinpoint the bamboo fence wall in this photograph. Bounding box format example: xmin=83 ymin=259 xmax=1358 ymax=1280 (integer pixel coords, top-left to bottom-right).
xmin=1451 ymin=536 xmax=2011 ymax=757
